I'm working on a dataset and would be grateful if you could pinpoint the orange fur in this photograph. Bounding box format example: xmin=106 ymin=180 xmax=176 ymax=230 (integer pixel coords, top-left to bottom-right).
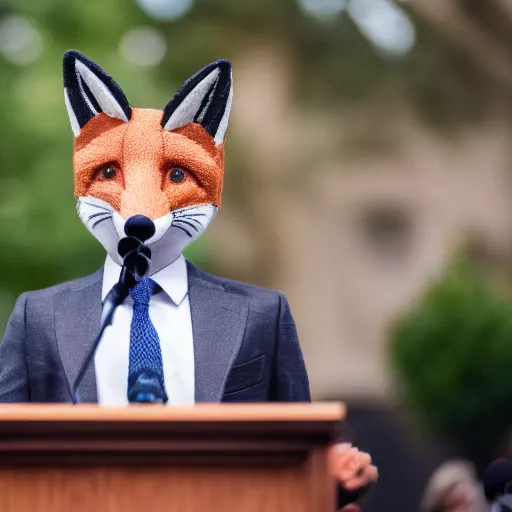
xmin=73 ymin=108 xmax=225 ymax=219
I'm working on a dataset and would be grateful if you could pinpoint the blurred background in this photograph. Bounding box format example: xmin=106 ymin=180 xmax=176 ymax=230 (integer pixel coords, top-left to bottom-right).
xmin=2 ymin=0 xmax=512 ymax=510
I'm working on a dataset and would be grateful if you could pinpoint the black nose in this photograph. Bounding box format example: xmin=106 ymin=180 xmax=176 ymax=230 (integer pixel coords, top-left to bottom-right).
xmin=124 ymin=215 xmax=156 ymax=242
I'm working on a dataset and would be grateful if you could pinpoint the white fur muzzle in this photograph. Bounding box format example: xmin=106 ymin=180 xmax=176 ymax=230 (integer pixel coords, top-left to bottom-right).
xmin=77 ymin=196 xmax=217 ymax=274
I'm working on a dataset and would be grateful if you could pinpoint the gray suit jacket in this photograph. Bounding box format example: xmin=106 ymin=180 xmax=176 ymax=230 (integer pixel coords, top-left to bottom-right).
xmin=0 ymin=261 xmax=311 ymax=403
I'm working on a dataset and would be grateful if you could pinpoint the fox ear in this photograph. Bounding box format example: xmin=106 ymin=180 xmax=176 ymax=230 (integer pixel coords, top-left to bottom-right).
xmin=161 ymin=59 xmax=233 ymax=145
xmin=63 ymin=50 xmax=131 ymax=137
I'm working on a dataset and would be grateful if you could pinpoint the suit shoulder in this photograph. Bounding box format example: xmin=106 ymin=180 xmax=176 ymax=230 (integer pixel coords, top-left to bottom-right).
xmin=24 ymin=269 xmax=102 ymax=301
xmin=187 ymin=262 xmax=283 ymax=302
xmin=223 ymin=275 xmax=282 ymax=301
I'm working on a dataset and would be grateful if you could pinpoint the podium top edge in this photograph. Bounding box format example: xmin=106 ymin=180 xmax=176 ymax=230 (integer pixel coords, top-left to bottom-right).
xmin=0 ymin=402 xmax=345 ymax=423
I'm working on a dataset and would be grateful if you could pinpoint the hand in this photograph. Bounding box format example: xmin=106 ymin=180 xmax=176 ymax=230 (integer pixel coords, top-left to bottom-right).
xmin=328 ymin=443 xmax=378 ymax=493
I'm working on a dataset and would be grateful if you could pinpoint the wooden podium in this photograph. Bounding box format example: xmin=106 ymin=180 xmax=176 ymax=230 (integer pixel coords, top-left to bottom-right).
xmin=0 ymin=403 xmax=344 ymax=512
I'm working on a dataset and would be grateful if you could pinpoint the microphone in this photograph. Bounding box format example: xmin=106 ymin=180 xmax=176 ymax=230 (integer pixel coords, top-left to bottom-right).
xmin=71 ymin=215 xmax=155 ymax=403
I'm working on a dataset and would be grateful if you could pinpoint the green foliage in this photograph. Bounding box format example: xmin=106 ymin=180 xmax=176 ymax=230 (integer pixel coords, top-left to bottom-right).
xmin=389 ymin=253 xmax=512 ymax=452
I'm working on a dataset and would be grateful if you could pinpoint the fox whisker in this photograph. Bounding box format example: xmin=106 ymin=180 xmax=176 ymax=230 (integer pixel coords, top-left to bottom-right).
xmin=174 ymin=213 xmax=208 ymax=218
xmin=175 ymin=216 xmax=203 ymax=226
xmin=82 ymin=201 xmax=113 ymax=213
xmin=172 ymin=223 xmax=193 ymax=238
xmin=173 ymin=219 xmax=199 ymax=232
xmin=174 ymin=206 xmax=202 ymax=214
xmin=87 ymin=211 xmax=111 ymax=222
xmin=92 ymin=214 xmax=113 ymax=229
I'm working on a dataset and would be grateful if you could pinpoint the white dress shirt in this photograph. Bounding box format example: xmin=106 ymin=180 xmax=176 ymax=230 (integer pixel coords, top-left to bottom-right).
xmin=94 ymin=254 xmax=195 ymax=405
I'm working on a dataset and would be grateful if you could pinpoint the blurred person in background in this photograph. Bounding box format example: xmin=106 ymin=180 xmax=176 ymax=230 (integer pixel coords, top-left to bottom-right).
xmin=421 ymin=460 xmax=488 ymax=512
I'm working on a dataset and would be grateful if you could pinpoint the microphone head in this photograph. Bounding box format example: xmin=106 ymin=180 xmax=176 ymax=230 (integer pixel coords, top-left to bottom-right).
xmin=117 ymin=236 xmax=152 ymax=284
xmin=118 ymin=236 xmax=140 ymax=259
xmin=124 ymin=251 xmax=151 ymax=281
xmin=124 ymin=215 xmax=155 ymax=242
xmin=482 ymin=459 xmax=512 ymax=502
xmin=118 ymin=237 xmax=151 ymax=258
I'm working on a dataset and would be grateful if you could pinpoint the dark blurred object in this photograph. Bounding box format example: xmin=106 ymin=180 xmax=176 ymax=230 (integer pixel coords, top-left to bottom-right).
xmin=482 ymin=458 xmax=512 ymax=503
xmin=389 ymin=250 xmax=512 ymax=470
xmin=420 ymin=459 xmax=487 ymax=512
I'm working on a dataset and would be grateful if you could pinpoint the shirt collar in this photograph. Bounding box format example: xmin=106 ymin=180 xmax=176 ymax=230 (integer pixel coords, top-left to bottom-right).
xmin=102 ymin=254 xmax=189 ymax=306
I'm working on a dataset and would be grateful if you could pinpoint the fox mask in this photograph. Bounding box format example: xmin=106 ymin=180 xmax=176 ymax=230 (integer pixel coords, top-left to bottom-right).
xmin=63 ymin=50 xmax=233 ymax=274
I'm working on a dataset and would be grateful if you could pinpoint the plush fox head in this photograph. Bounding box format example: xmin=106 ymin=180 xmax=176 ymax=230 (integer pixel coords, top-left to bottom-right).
xmin=63 ymin=50 xmax=232 ymax=274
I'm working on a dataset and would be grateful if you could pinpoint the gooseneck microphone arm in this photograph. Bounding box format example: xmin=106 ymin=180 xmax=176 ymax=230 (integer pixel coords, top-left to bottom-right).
xmin=71 ymin=215 xmax=155 ymax=404
xmin=71 ymin=277 xmax=131 ymax=404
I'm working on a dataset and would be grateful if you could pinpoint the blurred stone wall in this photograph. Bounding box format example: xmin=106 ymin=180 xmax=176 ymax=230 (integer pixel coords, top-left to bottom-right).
xmin=208 ymin=44 xmax=512 ymax=400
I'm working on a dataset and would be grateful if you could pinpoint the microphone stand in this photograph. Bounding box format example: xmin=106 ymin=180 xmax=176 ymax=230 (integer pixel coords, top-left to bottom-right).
xmin=70 ymin=242 xmax=149 ymax=404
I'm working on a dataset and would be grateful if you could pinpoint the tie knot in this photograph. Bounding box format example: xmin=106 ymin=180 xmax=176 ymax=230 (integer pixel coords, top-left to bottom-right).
xmin=130 ymin=278 xmax=157 ymax=306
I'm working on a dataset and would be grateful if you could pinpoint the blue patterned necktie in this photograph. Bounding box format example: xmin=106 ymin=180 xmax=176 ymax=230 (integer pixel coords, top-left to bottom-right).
xmin=127 ymin=278 xmax=168 ymax=403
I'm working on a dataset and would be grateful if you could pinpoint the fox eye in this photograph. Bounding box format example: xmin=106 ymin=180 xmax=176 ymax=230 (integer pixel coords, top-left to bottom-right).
xmin=170 ymin=168 xmax=185 ymax=183
xmin=102 ymin=166 xmax=116 ymax=179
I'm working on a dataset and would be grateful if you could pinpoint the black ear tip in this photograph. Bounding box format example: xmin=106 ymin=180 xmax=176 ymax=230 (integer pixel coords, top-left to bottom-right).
xmin=63 ymin=50 xmax=90 ymax=77
xmin=63 ymin=51 xmax=82 ymax=87
xmin=199 ymin=58 xmax=232 ymax=77
xmin=63 ymin=49 xmax=85 ymax=63
xmin=212 ymin=58 xmax=232 ymax=72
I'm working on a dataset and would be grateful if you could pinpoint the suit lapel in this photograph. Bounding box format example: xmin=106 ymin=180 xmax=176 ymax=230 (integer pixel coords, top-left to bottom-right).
xmin=187 ymin=262 xmax=249 ymax=402
xmin=54 ymin=272 xmax=102 ymax=403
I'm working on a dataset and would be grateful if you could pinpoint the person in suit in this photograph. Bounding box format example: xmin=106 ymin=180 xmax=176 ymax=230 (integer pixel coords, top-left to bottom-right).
xmin=0 ymin=51 xmax=377 ymax=509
